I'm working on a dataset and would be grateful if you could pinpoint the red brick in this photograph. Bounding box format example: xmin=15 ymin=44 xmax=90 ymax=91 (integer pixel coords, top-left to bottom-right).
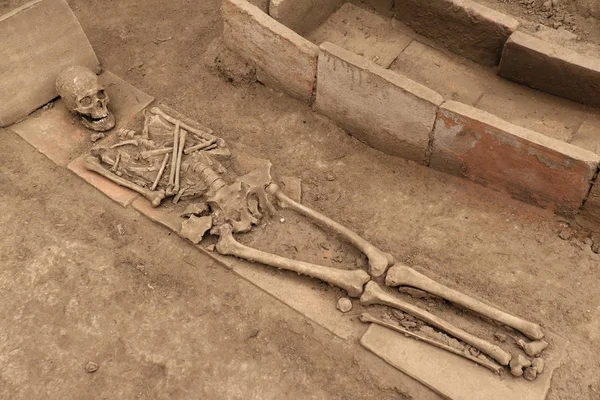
xmin=68 ymin=154 xmax=139 ymax=207
xmin=430 ymin=101 xmax=600 ymax=214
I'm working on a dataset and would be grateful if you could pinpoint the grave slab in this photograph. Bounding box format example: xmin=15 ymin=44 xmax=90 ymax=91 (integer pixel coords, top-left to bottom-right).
xmin=361 ymin=323 xmax=567 ymax=400
xmin=10 ymin=71 xmax=154 ymax=167
xmin=0 ymin=0 xmax=100 ymax=126
xmin=67 ymin=154 xmax=139 ymax=207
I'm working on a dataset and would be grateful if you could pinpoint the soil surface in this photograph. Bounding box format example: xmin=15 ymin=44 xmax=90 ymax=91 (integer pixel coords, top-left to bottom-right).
xmin=1 ymin=0 xmax=600 ymax=399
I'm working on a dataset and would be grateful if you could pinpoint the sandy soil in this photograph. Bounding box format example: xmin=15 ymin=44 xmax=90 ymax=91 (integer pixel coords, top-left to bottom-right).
xmin=1 ymin=0 xmax=600 ymax=399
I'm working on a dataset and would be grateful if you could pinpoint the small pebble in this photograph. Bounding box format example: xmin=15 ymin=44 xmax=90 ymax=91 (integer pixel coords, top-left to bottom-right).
xmin=332 ymin=255 xmax=343 ymax=263
xmin=85 ymin=362 xmax=99 ymax=373
xmin=280 ymin=218 xmax=286 ymax=223
xmin=337 ymin=297 xmax=352 ymax=313
xmin=558 ymin=229 xmax=571 ymax=240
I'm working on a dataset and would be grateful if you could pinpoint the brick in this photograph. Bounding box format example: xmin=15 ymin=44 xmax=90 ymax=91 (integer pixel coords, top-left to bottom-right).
xmin=269 ymin=0 xmax=342 ymax=35
xmin=499 ymin=31 xmax=600 ymax=108
xmin=430 ymin=101 xmax=600 ymax=214
xmin=222 ymin=0 xmax=319 ymax=102
xmin=393 ymin=0 xmax=518 ymax=66
xmin=362 ymin=324 xmax=566 ymax=400
xmin=68 ymin=154 xmax=139 ymax=207
xmin=315 ymin=42 xmax=443 ymax=163
xmin=0 ymin=0 xmax=100 ymax=126
xmin=10 ymin=70 xmax=154 ymax=167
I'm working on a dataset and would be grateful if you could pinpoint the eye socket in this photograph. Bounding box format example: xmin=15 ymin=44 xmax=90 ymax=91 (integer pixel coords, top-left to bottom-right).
xmin=97 ymin=90 xmax=107 ymax=100
xmin=80 ymin=95 xmax=93 ymax=107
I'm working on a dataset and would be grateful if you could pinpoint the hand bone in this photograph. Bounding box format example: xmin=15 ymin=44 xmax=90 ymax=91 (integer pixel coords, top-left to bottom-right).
xmin=359 ymin=312 xmax=502 ymax=374
xmin=385 ymin=265 xmax=544 ymax=340
xmin=360 ymin=281 xmax=512 ymax=365
xmin=266 ymin=183 xmax=394 ymax=277
xmin=215 ymin=224 xmax=371 ymax=297
xmin=84 ymin=156 xmax=165 ymax=207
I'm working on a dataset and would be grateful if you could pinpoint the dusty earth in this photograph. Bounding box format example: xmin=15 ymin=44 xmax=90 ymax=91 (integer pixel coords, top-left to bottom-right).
xmin=1 ymin=0 xmax=600 ymax=399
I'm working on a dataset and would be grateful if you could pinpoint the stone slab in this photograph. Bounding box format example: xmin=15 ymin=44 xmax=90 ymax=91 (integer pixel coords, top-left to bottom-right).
xmin=499 ymin=31 xmax=600 ymax=108
xmin=430 ymin=101 xmax=600 ymax=214
xmin=270 ymin=0 xmax=342 ymax=36
xmin=0 ymin=0 xmax=100 ymax=126
xmin=67 ymin=154 xmax=139 ymax=207
xmin=230 ymin=257 xmax=365 ymax=340
xmin=307 ymin=3 xmax=412 ymax=68
xmin=222 ymin=0 xmax=319 ymax=102
xmin=393 ymin=0 xmax=519 ymax=66
xmin=361 ymin=324 xmax=566 ymax=400
xmin=315 ymin=41 xmax=443 ymax=164
xmin=10 ymin=70 xmax=154 ymax=166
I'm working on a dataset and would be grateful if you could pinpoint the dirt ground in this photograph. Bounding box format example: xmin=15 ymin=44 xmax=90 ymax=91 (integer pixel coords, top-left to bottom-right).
xmin=1 ymin=0 xmax=600 ymax=399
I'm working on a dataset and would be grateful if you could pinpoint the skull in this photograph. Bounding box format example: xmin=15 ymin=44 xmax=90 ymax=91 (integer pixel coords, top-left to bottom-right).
xmin=55 ymin=66 xmax=116 ymax=132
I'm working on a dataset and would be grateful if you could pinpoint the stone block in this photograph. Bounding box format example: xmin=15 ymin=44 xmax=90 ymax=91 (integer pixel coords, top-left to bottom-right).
xmin=315 ymin=42 xmax=443 ymax=164
xmin=361 ymin=324 xmax=566 ymax=400
xmin=393 ymin=0 xmax=518 ymax=66
xmin=430 ymin=101 xmax=600 ymax=214
xmin=10 ymin=70 xmax=154 ymax=166
xmin=270 ymin=0 xmax=342 ymax=35
xmin=499 ymin=31 xmax=600 ymax=108
xmin=67 ymin=154 xmax=139 ymax=207
xmin=0 ymin=0 xmax=100 ymax=126
xmin=222 ymin=0 xmax=319 ymax=102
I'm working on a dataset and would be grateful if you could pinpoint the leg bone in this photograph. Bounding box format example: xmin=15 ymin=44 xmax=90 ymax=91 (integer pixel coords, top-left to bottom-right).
xmin=266 ymin=183 xmax=394 ymax=278
xmin=215 ymin=224 xmax=370 ymax=297
xmin=84 ymin=156 xmax=165 ymax=207
xmin=166 ymin=122 xmax=180 ymax=196
xmin=174 ymin=129 xmax=187 ymax=195
xmin=385 ymin=264 xmax=544 ymax=340
xmin=360 ymin=313 xmax=502 ymax=374
xmin=360 ymin=281 xmax=512 ymax=366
